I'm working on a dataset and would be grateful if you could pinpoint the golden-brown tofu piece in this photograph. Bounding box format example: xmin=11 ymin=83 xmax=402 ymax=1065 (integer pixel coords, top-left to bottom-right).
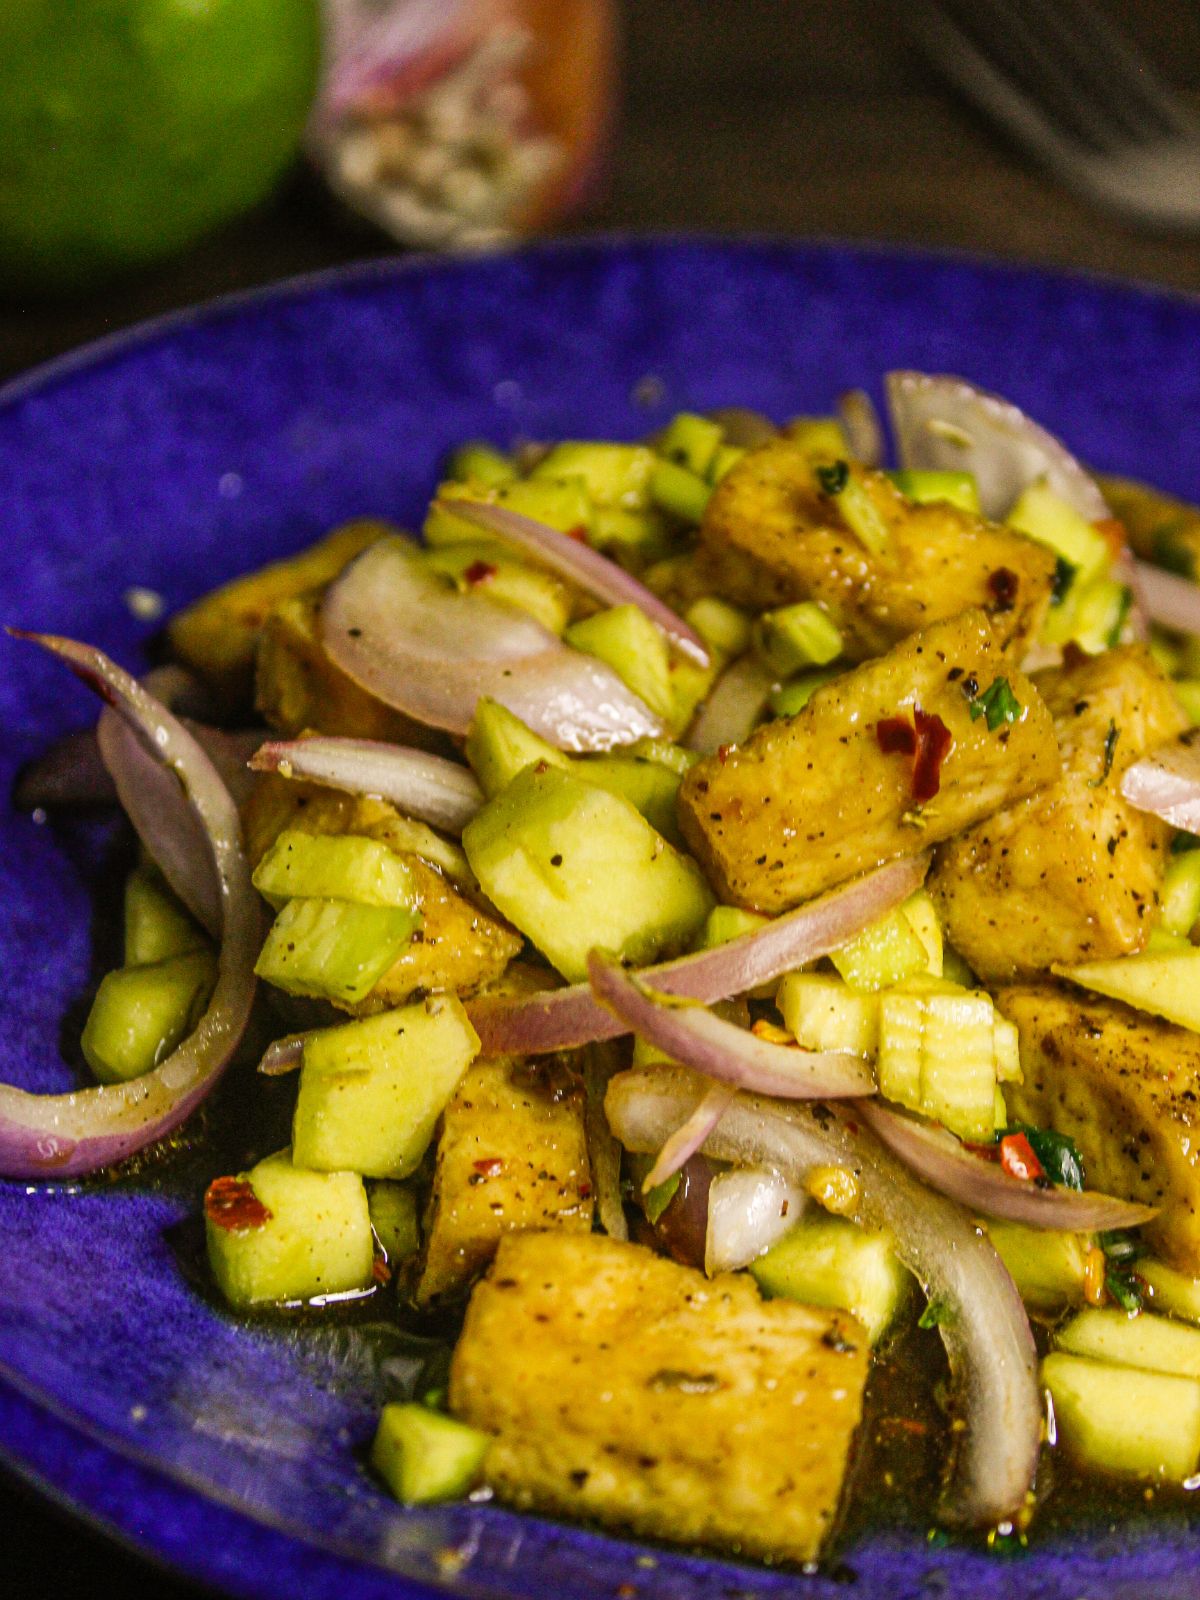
xmin=678 ymin=610 xmax=1060 ymax=912
xmin=699 ymin=441 xmax=1057 ymax=659
xmin=416 ymin=1055 xmax=593 ymax=1303
xmin=254 ymin=594 xmax=437 ymax=745
xmin=1099 ymin=474 xmax=1200 ymax=576
xmin=450 ymin=1231 xmax=868 ymax=1564
xmin=931 ymin=646 xmax=1186 ymax=980
xmin=997 ymin=984 xmax=1200 ymax=1271
xmin=242 ymin=776 xmax=521 ymax=1008
xmin=167 ymin=520 xmax=384 ymax=705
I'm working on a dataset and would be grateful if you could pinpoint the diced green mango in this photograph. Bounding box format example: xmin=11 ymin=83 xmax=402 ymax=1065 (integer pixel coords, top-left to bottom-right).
xmin=684 ymin=596 xmax=752 ymax=659
xmin=876 ymin=985 xmax=999 ymax=1141
xmin=1043 ymin=1351 xmax=1200 ymax=1479
xmin=788 ymin=417 xmax=848 ymax=457
xmin=253 ymin=830 xmax=416 ymax=910
xmin=423 ymin=539 xmax=571 ymax=635
xmin=649 ymin=458 xmax=712 ymax=525
xmin=830 ymin=907 xmax=930 ymax=990
xmin=371 ymin=1403 xmax=490 ymax=1505
xmin=425 ymin=477 xmax=592 ymax=546
xmin=465 ymin=698 xmax=569 ymax=799
xmin=462 ymin=765 xmax=713 ymax=981
xmin=666 ymin=653 xmax=720 ymax=738
xmin=709 ymin=443 xmax=746 ymax=483
xmin=368 ymin=1182 xmax=420 ymax=1264
xmin=580 ymin=754 xmax=683 ymax=843
xmin=768 ymin=668 xmax=842 ymax=718
xmin=702 ymin=904 xmax=769 ymax=949
xmin=1056 ymin=947 xmax=1200 ymax=1032
xmin=565 ymin=605 xmax=674 ymax=721
xmin=123 ymin=868 xmax=205 ymax=964
xmin=1007 ymin=481 xmax=1110 ymax=585
xmin=1161 ymin=850 xmax=1200 ymax=937
xmin=1172 ymin=679 xmax=1200 ymax=725
xmin=625 ymin=736 xmax=699 ymax=777
xmin=902 ymin=890 xmax=943 ymax=978
xmin=293 ymin=998 xmax=477 ymax=1178
xmin=1141 ymin=1259 xmax=1200 ymax=1323
xmin=777 ymin=972 xmax=878 ymax=1056
xmin=751 ymin=1215 xmax=910 ymax=1345
xmin=887 ymin=469 xmax=981 ymax=514
xmin=988 ymin=1221 xmax=1089 ymax=1312
xmin=530 ymin=442 xmax=656 ymax=509
xmin=255 ymin=899 xmax=420 ymax=1005
xmin=444 ymin=441 xmax=516 ymax=488
xmin=1057 ymin=1307 xmax=1200 ymax=1379
xmin=753 ymin=603 xmax=843 ymax=677
xmin=657 ymin=411 xmax=724 ymax=477
xmin=205 ymin=1148 xmax=374 ymax=1308
xmin=941 ymin=942 xmax=977 ymax=988
xmin=1043 ymin=573 xmax=1132 ymax=654
xmin=82 ymin=950 xmax=217 ymax=1084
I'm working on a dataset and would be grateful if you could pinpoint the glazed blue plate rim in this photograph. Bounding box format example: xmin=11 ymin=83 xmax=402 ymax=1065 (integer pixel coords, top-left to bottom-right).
xmin=4 ymin=236 xmax=1200 ymax=1600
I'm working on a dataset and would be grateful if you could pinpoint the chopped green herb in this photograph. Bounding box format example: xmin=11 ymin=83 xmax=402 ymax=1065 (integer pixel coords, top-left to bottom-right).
xmin=643 ymin=1172 xmax=681 ymax=1224
xmin=1105 ymin=1271 xmax=1144 ymax=1315
xmin=1099 ymin=1228 xmax=1147 ymax=1266
xmin=918 ymin=1297 xmax=952 ymax=1330
xmin=1089 ymin=719 xmax=1120 ymax=788
xmin=1105 ymin=586 xmax=1134 ymax=649
xmin=1051 ymin=556 xmax=1078 ymax=606
xmin=815 ymin=459 xmax=849 ymax=496
xmin=1004 ymin=1124 xmax=1085 ymax=1190
xmin=1172 ymin=831 xmax=1200 ymax=854
xmin=968 ymin=676 xmax=1022 ymax=732
xmin=1153 ymin=521 xmax=1196 ymax=578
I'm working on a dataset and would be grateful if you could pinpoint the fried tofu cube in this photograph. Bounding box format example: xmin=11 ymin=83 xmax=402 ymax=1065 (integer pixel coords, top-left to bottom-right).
xmin=242 ymin=776 xmax=521 ymax=1008
xmin=255 ymin=594 xmax=437 ymax=745
xmin=930 ymin=646 xmax=1186 ymax=980
xmin=698 ymin=440 xmax=1057 ymax=659
xmin=678 ymin=610 xmax=1060 ymax=912
xmin=416 ymin=1055 xmax=593 ymax=1303
xmin=167 ymin=520 xmax=384 ymax=705
xmin=449 ymin=1231 xmax=868 ymax=1564
xmin=997 ymin=984 xmax=1200 ymax=1272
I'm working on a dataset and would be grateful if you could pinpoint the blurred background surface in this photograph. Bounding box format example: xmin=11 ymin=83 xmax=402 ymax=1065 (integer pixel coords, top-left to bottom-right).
xmin=4 ymin=0 xmax=1200 ymax=1593
xmin=4 ymin=0 xmax=1200 ymax=386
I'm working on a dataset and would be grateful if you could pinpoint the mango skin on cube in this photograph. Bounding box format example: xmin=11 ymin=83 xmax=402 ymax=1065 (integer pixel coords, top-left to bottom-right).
xmin=205 ymin=1148 xmax=373 ymax=1308
xmin=292 ymin=996 xmax=479 ymax=1179
xmin=463 ymin=765 xmax=713 ymax=981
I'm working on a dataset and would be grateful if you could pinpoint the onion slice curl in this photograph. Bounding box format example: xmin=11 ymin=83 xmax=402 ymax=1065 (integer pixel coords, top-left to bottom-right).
xmin=1133 ymin=559 xmax=1200 ymax=637
xmin=322 ymin=536 xmax=664 ymax=751
xmin=856 ymin=1100 xmax=1158 ymax=1232
xmin=251 ymin=736 xmax=483 ymax=834
xmin=468 ymin=853 xmax=929 ymax=1056
xmin=606 ymin=1065 xmax=1041 ymax=1530
xmin=1121 ymin=729 xmax=1200 ymax=832
xmin=0 ymin=633 xmax=259 ymax=1179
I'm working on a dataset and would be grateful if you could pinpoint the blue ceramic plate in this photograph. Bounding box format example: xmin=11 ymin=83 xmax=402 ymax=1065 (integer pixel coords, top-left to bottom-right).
xmin=3 ymin=240 xmax=1200 ymax=1600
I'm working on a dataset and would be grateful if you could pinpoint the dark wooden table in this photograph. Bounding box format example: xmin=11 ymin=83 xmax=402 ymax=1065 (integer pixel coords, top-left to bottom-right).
xmin=4 ymin=0 xmax=1200 ymax=1594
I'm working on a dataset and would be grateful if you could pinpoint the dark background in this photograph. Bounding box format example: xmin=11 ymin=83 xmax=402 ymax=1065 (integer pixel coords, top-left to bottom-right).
xmin=5 ymin=0 xmax=1200 ymax=1594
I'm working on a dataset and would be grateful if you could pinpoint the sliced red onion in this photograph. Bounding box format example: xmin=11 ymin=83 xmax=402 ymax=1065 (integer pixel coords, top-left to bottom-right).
xmin=1133 ymin=559 xmax=1200 ymax=636
xmin=643 ymin=1081 xmax=736 ymax=1193
xmin=1121 ymin=731 xmax=1200 ymax=830
xmin=685 ymin=654 xmax=776 ymax=754
xmin=0 ymin=634 xmax=258 ymax=1179
xmin=259 ymin=1036 xmax=306 ymax=1077
xmin=322 ymin=536 xmax=664 ymax=751
xmin=704 ymin=1164 xmax=808 ymax=1277
xmin=437 ymin=498 xmax=710 ymax=668
xmin=467 ymin=853 xmax=929 ymax=1056
xmin=837 ymin=388 xmax=884 ymax=468
xmin=606 ymin=1065 xmax=1040 ymax=1529
xmin=856 ymin=1101 xmax=1157 ymax=1232
xmin=251 ymin=736 xmax=482 ymax=834
xmin=886 ymin=371 xmax=1111 ymax=521
xmin=588 ymin=950 xmax=876 ymax=1101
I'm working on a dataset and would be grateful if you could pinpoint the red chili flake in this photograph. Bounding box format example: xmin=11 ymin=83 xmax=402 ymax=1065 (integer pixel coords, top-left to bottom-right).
xmin=999 ymin=1132 xmax=1045 ymax=1183
xmin=987 ymin=566 xmax=1019 ymax=611
xmin=875 ymin=717 xmax=917 ymax=757
xmin=372 ymin=1256 xmax=392 ymax=1286
xmin=716 ymin=743 xmax=732 ymax=764
xmin=1094 ymin=516 xmax=1128 ymax=558
xmin=566 ymin=524 xmax=590 ymax=543
xmin=463 ymin=559 xmax=497 ymax=586
xmin=578 ymin=1182 xmax=593 ymax=1200
xmin=912 ymin=707 xmax=953 ymax=803
xmin=473 ymin=1157 xmax=504 ymax=1177
xmin=204 ymin=1176 xmax=272 ymax=1232
xmin=875 ymin=708 xmax=954 ymax=802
